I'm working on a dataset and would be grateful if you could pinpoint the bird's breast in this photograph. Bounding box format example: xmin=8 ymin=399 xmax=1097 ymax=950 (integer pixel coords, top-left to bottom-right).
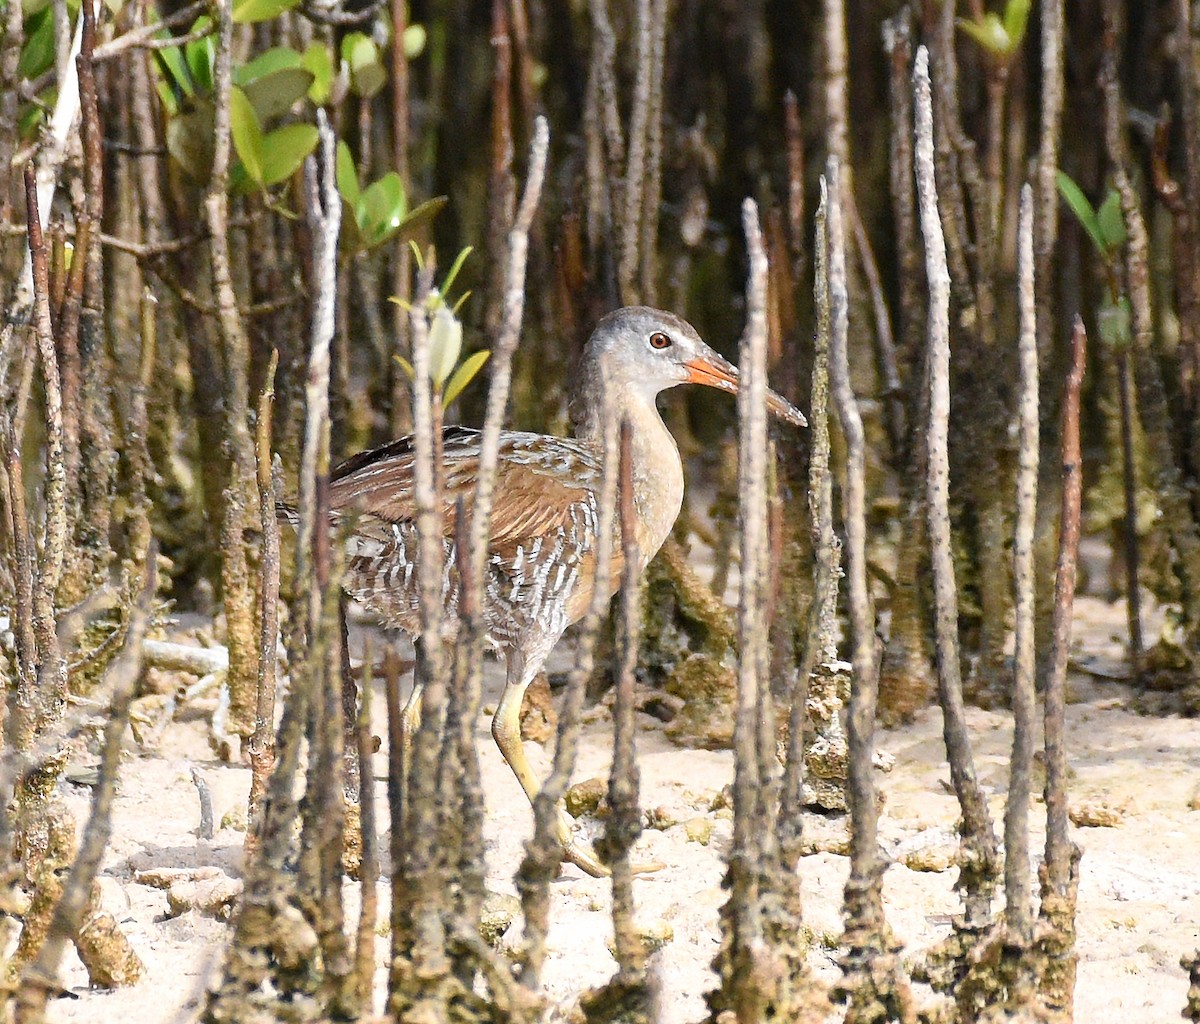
xmin=627 ymin=415 xmax=685 ymax=570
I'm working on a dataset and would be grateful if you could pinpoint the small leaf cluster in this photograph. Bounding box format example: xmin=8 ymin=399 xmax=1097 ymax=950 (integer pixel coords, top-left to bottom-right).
xmin=958 ymin=0 xmax=1031 ymax=60
xmin=156 ymin=26 xmax=322 ymax=192
xmin=1057 ymin=171 xmax=1132 ymax=349
xmin=335 ymin=142 xmax=446 ymax=251
xmin=150 ymin=3 xmax=427 ymax=196
xmin=1055 ymin=172 xmax=1128 ymax=260
xmin=391 ymin=248 xmax=490 ymax=407
xmin=341 ymin=27 xmax=426 ymax=99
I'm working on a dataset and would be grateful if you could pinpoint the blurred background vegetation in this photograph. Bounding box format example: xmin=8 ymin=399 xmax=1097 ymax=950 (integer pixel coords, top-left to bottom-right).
xmin=4 ymin=0 xmax=1192 ymax=718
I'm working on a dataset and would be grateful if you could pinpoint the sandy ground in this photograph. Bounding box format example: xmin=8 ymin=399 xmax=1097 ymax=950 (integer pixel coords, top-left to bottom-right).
xmin=38 ymin=591 xmax=1200 ymax=1024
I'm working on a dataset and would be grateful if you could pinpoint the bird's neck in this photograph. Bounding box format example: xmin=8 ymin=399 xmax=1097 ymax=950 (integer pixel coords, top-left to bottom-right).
xmin=573 ymin=372 xmax=684 ymax=570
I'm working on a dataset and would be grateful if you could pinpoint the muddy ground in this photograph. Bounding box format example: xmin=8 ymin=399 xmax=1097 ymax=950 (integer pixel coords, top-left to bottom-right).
xmin=38 ymin=589 xmax=1200 ymax=1023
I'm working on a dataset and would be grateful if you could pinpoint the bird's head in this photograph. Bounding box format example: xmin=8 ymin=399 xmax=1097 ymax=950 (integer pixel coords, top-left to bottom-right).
xmin=580 ymin=305 xmax=807 ymax=428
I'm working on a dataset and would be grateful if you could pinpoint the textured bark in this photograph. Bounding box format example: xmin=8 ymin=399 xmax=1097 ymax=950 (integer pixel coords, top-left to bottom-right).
xmin=1006 ymin=186 xmax=1040 ymax=947
xmin=915 ymin=48 xmax=999 ymax=936
xmin=202 ymin=0 xmax=261 ymax=740
xmin=824 ymin=161 xmax=914 ymax=1023
xmin=246 ymin=355 xmax=280 ymax=850
xmin=789 ymin=191 xmax=846 ymax=821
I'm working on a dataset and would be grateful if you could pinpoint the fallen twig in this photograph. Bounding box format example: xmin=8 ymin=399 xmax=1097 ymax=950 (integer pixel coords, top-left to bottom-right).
xmin=143 ymin=639 xmax=228 ymax=677
xmin=191 ymin=766 xmax=215 ymax=841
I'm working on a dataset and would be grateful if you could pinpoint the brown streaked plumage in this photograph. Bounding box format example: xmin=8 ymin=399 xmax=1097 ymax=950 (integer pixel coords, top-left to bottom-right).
xmin=329 ymin=428 xmax=619 ymax=646
xmin=302 ymin=306 xmax=806 ymax=876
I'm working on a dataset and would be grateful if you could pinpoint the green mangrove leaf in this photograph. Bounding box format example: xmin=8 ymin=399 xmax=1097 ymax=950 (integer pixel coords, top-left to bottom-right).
xmin=342 ymin=32 xmax=372 ymax=70
xmin=18 ymin=96 xmax=49 ymax=140
xmin=1003 ymin=0 xmax=1031 ymax=48
xmin=230 ymin=86 xmax=265 ymax=186
xmin=235 ymin=46 xmax=302 ymax=84
xmin=1056 ymin=171 xmax=1107 ymax=258
xmin=342 ymin=32 xmax=386 ymax=97
xmin=242 ymin=67 xmax=313 ymax=121
xmin=443 ymin=350 xmax=489 ymax=407
xmin=260 ymin=123 xmax=318 ymax=186
xmin=303 ymin=41 xmax=334 ymax=104
xmin=184 ymin=17 xmax=214 ymax=94
xmin=1096 ymin=189 xmax=1128 ymax=252
xmin=229 ymin=161 xmax=255 ymax=195
xmin=154 ymin=33 xmax=194 ymax=105
xmin=166 ymin=104 xmax=215 ymax=181
xmin=17 ymin=8 xmax=55 ymax=80
xmin=335 ymin=140 xmax=360 ymax=205
xmin=154 ymin=80 xmax=178 ymax=116
xmin=393 ymin=196 xmax=448 ymax=243
xmin=358 ymin=171 xmax=406 ymax=247
xmin=353 ymin=61 xmax=386 ymax=98
xmin=957 ymin=13 xmax=1009 ymax=55
xmin=439 ymin=245 xmax=473 ymax=301
xmin=402 ymin=23 xmax=426 ymax=58
xmin=394 ymin=354 xmax=415 ymax=379
xmin=233 ymin=0 xmax=300 ymax=25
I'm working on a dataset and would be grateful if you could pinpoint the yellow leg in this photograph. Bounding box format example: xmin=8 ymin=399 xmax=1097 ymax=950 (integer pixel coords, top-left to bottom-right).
xmin=491 ymin=656 xmax=663 ymax=878
xmin=399 ymin=681 xmax=423 ymax=760
xmin=398 ymin=639 xmax=428 ymax=780
xmin=489 ymin=672 xmax=541 ymax=799
xmin=490 ymin=672 xmax=610 ymax=877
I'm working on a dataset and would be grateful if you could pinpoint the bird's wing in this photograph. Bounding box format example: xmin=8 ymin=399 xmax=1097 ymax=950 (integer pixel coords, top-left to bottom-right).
xmin=328 ymin=427 xmax=607 ymax=549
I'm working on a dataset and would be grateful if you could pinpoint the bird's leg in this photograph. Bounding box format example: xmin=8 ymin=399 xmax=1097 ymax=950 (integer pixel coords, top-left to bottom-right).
xmin=490 ymin=670 xmax=608 ymax=877
xmin=492 ymin=655 xmax=662 ymax=878
xmin=400 ymin=685 xmax=424 ymax=758
xmin=399 ymin=638 xmax=426 ymax=763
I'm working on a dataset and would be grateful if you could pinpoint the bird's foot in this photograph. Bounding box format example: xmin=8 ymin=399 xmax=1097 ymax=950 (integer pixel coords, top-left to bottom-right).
xmin=556 ymin=811 xmax=666 ymax=878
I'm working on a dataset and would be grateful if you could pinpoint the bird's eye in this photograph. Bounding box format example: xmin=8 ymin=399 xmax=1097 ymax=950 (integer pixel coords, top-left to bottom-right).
xmin=649 ymin=332 xmax=672 ymax=350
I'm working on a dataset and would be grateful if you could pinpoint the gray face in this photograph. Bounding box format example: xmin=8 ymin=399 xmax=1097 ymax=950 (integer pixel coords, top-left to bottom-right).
xmin=583 ymin=305 xmax=808 ymax=428
xmin=588 ymin=306 xmax=712 ymax=394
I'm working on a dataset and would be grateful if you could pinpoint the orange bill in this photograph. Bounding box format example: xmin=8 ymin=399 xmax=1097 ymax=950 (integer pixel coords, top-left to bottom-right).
xmin=684 ymin=353 xmax=808 ymax=428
